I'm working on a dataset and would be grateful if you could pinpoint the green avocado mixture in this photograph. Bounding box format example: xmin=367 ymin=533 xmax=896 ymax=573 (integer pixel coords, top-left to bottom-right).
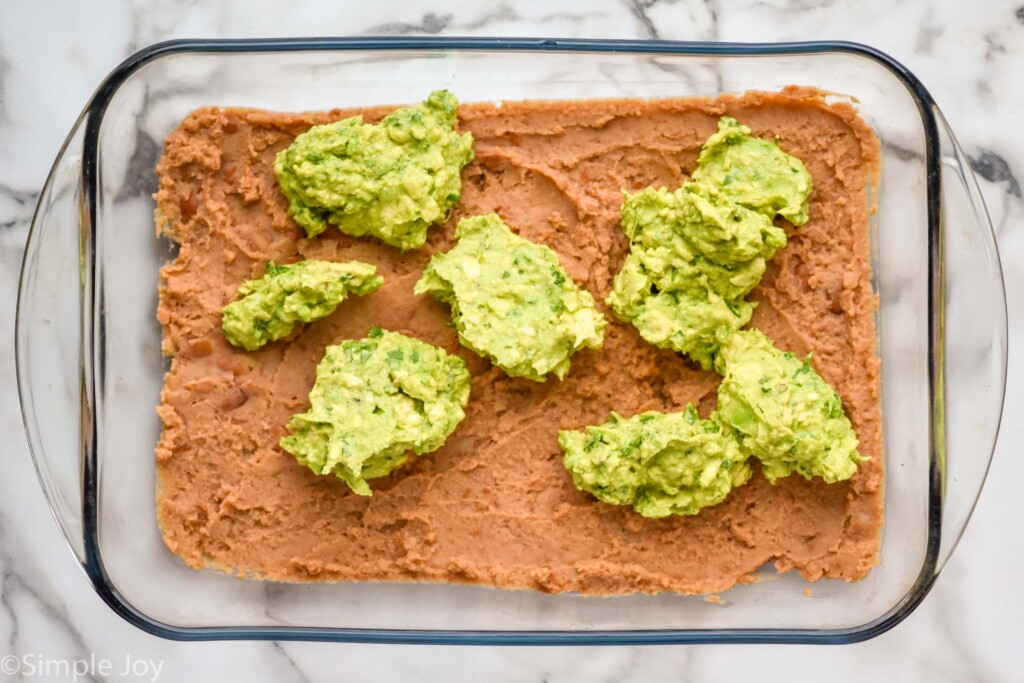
xmin=693 ymin=117 xmax=813 ymax=226
xmin=559 ymin=406 xmax=751 ymax=518
xmin=274 ymin=90 xmax=474 ymax=250
xmin=221 ymin=260 xmax=383 ymax=351
xmin=280 ymin=328 xmax=471 ymax=496
xmin=572 ymin=116 xmax=862 ymax=515
xmin=607 ymin=184 xmax=785 ymax=370
xmin=415 ymin=214 xmax=606 ymax=381
xmin=607 ymin=117 xmax=812 ymax=370
xmin=715 ymin=329 xmax=864 ymax=484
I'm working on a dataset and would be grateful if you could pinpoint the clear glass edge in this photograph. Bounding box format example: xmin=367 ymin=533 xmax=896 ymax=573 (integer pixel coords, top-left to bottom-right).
xmin=931 ymin=107 xmax=1007 ymax=571
xmin=22 ymin=36 xmax=997 ymax=644
xmin=15 ymin=114 xmax=89 ymax=564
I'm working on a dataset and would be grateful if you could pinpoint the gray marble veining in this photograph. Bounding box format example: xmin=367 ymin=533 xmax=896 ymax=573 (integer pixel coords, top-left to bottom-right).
xmin=971 ymin=150 xmax=1021 ymax=198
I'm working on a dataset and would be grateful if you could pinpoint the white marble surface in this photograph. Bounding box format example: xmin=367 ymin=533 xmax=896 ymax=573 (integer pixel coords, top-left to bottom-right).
xmin=1 ymin=0 xmax=1022 ymax=680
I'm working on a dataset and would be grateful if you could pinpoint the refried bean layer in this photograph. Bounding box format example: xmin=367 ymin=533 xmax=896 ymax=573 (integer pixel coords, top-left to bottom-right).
xmin=154 ymin=87 xmax=883 ymax=595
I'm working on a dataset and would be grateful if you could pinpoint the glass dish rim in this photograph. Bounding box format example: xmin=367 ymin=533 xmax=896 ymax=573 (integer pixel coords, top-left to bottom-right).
xmin=71 ymin=36 xmax=944 ymax=645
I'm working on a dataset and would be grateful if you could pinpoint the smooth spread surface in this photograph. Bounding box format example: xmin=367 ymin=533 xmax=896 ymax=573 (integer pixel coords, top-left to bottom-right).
xmin=155 ymin=88 xmax=883 ymax=595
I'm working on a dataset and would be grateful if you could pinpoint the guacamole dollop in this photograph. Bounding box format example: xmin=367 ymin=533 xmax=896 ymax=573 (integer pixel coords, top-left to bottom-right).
xmin=415 ymin=214 xmax=606 ymax=381
xmin=715 ymin=329 xmax=864 ymax=484
xmin=280 ymin=328 xmax=471 ymax=495
xmin=274 ymin=90 xmax=474 ymax=250
xmin=607 ymin=184 xmax=783 ymax=370
xmin=693 ymin=116 xmax=813 ymax=226
xmin=221 ymin=260 xmax=383 ymax=351
xmin=606 ymin=116 xmax=813 ymax=369
xmin=559 ymin=406 xmax=751 ymax=518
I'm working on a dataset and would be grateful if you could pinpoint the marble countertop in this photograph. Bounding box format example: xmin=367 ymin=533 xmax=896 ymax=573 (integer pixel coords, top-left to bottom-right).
xmin=1 ymin=1 xmax=1022 ymax=680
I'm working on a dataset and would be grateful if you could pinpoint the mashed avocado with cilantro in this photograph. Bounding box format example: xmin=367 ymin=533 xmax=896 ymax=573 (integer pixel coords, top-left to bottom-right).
xmin=607 ymin=117 xmax=813 ymax=369
xmin=274 ymin=90 xmax=474 ymax=250
xmin=693 ymin=117 xmax=813 ymax=226
xmin=221 ymin=260 xmax=383 ymax=351
xmin=280 ymin=328 xmax=471 ymax=495
xmin=715 ymin=329 xmax=864 ymax=484
xmin=415 ymin=214 xmax=606 ymax=381
xmin=607 ymin=184 xmax=784 ymax=369
xmin=559 ymin=406 xmax=751 ymax=518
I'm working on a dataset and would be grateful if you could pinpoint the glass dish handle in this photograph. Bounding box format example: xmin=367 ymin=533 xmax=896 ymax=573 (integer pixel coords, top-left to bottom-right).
xmin=934 ymin=107 xmax=1007 ymax=572
xmin=15 ymin=117 xmax=88 ymax=564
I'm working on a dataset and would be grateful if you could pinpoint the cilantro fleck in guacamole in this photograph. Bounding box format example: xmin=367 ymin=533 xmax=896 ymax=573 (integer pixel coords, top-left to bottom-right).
xmin=607 ymin=116 xmax=813 ymax=369
xmin=416 ymin=214 xmax=606 ymax=381
xmin=274 ymin=90 xmax=474 ymax=250
xmin=559 ymin=406 xmax=751 ymax=518
xmin=715 ymin=329 xmax=864 ymax=484
xmin=280 ymin=328 xmax=471 ymax=496
xmin=221 ymin=260 xmax=383 ymax=351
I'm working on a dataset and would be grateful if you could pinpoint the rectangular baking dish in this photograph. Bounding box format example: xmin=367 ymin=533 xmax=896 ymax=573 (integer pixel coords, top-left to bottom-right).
xmin=15 ymin=38 xmax=1006 ymax=644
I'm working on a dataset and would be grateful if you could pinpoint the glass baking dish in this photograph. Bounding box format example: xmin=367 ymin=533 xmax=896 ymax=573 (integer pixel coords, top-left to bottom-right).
xmin=15 ymin=38 xmax=1006 ymax=644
